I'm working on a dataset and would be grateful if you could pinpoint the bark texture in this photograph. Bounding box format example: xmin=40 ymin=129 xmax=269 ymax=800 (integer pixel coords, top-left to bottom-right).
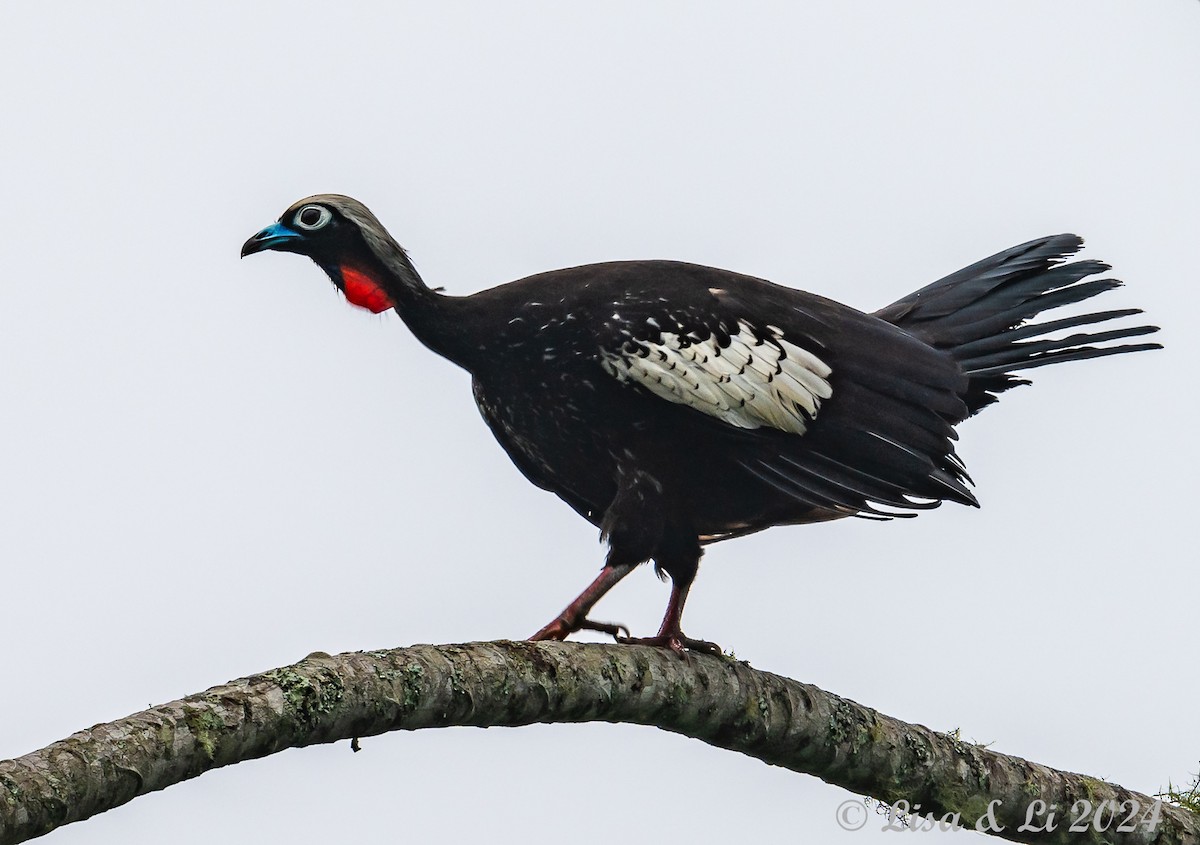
xmin=0 ymin=641 xmax=1194 ymax=845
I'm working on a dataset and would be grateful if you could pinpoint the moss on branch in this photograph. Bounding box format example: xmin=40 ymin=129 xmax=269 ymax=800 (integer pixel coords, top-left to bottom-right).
xmin=0 ymin=642 xmax=1195 ymax=845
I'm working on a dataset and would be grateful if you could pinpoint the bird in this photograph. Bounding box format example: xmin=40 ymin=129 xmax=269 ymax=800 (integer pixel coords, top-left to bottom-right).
xmin=242 ymin=195 xmax=1160 ymax=654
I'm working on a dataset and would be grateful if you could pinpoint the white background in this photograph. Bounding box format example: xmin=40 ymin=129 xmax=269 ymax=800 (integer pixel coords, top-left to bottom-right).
xmin=1 ymin=2 xmax=1196 ymax=842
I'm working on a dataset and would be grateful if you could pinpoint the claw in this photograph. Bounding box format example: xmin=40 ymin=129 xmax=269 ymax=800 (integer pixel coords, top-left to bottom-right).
xmin=578 ymin=619 xmax=631 ymax=640
xmin=618 ymin=632 xmax=722 ymax=657
xmin=529 ymin=615 xmax=629 ymax=642
xmin=527 ymin=564 xmax=635 ymax=644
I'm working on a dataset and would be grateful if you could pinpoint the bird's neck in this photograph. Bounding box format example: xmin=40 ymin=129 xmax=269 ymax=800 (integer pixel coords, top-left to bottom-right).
xmin=329 ymin=247 xmax=474 ymax=368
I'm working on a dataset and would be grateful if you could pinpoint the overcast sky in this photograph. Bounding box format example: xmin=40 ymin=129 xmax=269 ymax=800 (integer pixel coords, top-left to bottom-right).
xmin=2 ymin=2 xmax=1197 ymax=842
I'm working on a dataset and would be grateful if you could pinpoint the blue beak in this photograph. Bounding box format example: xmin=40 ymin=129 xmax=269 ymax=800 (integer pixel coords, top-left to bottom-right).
xmin=241 ymin=221 xmax=305 ymax=257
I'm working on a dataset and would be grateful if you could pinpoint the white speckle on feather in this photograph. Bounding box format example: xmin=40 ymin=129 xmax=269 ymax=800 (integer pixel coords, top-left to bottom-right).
xmin=599 ymin=319 xmax=832 ymax=435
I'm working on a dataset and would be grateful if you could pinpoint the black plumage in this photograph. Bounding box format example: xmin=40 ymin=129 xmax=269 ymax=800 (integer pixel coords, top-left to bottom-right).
xmin=242 ymin=195 xmax=1160 ymax=653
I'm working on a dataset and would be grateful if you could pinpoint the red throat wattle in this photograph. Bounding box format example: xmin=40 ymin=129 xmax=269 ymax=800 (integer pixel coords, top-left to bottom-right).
xmin=339 ymin=266 xmax=395 ymax=314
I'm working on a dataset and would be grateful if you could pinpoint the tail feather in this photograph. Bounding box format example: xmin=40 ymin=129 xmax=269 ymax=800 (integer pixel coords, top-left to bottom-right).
xmin=876 ymin=234 xmax=1084 ymax=324
xmin=964 ymin=339 xmax=1163 ymax=378
xmin=875 ymin=234 xmax=1161 ymax=416
xmin=959 ymin=325 xmax=1160 ymax=373
xmin=951 ymin=308 xmax=1143 ymax=357
xmin=941 ymin=277 xmax=1124 ymax=348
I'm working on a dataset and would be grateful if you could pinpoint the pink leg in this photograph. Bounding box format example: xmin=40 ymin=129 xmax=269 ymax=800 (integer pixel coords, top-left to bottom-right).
xmin=619 ymin=576 xmax=722 ymax=657
xmin=529 ymin=564 xmax=634 ymax=642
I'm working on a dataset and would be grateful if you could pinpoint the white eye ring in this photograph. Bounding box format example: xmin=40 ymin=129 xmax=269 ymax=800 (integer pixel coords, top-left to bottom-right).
xmin=294 ymin=205 xmax=333 ymax=231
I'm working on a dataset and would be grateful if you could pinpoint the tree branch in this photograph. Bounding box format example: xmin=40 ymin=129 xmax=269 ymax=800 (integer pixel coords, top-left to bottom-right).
xmin=0 ymin=641 xmax=1194 ymax=844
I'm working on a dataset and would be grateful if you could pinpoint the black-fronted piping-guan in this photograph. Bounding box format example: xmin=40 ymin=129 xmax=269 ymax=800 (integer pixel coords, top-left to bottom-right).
xmin=242 ymin=195 xmax=1160 ymax=654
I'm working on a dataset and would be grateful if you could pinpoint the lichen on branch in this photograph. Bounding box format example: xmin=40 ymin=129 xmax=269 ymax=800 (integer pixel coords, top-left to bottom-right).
xmin=0 ymin=642 xmax=1195 ymax=845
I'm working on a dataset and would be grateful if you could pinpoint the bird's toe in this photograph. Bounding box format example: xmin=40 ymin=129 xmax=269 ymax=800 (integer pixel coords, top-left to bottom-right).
xmin=618 ymin=632 xmax=722 ymax=657
xmin=529 ymin=615 xmax=629 ymax=643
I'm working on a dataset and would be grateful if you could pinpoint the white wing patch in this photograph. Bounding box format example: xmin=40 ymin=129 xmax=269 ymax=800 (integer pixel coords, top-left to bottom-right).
xmin=600 ymin=319 xmax=833 ymax=435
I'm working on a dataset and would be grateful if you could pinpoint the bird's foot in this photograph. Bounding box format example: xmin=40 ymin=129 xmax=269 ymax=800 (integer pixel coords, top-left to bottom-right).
xmin=618 ymin=632 xmax=723 ymax=658
xmin=529 ymin=615 xmax=630 ymax=642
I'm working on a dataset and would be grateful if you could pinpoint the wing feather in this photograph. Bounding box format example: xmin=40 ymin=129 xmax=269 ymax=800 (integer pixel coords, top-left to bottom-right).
xmin=600 ymin=319 xmax=832 ymax=436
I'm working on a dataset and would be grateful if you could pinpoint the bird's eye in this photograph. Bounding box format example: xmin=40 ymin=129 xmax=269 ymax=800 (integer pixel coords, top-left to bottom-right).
xmin=294 ymin=205 xmax=333 ymax=231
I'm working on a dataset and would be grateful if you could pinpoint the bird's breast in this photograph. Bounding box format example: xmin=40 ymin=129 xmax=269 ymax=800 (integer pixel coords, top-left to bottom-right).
xmin=469 ymin=364 xmax=632 ymax=507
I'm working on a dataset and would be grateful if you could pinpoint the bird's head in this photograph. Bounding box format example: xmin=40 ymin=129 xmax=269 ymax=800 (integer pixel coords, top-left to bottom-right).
xmin=241 ymin=194 xmax=422 ymax=314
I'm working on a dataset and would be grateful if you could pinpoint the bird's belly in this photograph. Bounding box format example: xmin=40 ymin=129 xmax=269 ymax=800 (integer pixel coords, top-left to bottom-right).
xmin=471 ymin=377 xmax=619 ymax=522
xmin=472 ymin=372 xmax=840 ymax=538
